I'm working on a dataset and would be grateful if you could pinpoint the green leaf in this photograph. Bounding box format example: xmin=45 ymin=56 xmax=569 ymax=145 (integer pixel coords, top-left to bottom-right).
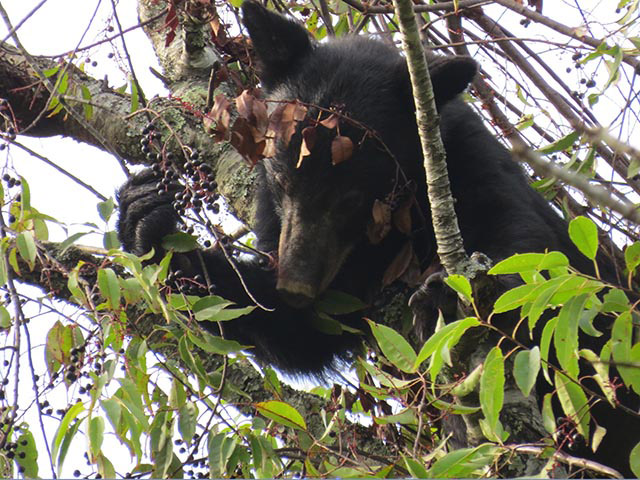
xmin=16 ymin=231 xmax=37 ymax=269
xmin=624 ymin=242 xmax=640 ymax=274
xmin=480 ymin=347 xmax=504 ymax=433
xmin=59 ymin=232 xmax=89 ymax=254
xmin=451 ymin=363 xmax=483 ymax=398
xmin=97 ymin=198 xmax=115 ymax=222
xmin=187 ymin=330 xmax=245 ymax=355
xmin=15 ymin=429 xmax=38 ymax=478
xmin=602 ymin=288 xmax=630 ymax=313
xmin=161 ymin=232 xmax=198 ymax=252
xmin=493 ymin=283 xmax=538 ymax=313
xmin=178 ymin=402 xmax=198 ymax=444
xmin=612 ymin=311 xmax=640 ymax=394
xmin=513 ymin=346 xmax=540 ymax=398
xmin=208 ymin=433 xmax=237 ymax=478
xmin=89 ymin=416 xmax=105 ymax=457
xmin=555 ymin=374 xmax=590 ymax=439
xmin=489 ymin=252 xmax=568 ymax=275
xmin=103 ymin=230 xmax=120 ymax=250
xmin=554 ymin=294 xmax=589 ymax=379
xmin=367 ymin=320 xmax=417 ymax=373
xmin=630 ymin=440 xmax=640 ymax=478
xmin=130 ymin=77 xmax=139 ymax=113
xmin=541 ymin=393 xmax=556 ymax=434
xmin=0 ymin=305 xmax=11 ymax=329
xmin=192 ymin=295 xmax=254 ymax=322
xmin=80 ymin=85 xmax=93 ymax=120
xmin=415 ymin=317 xmax=480 ymax=376
xmin=569 ymin=216 xmax=598 ymax=260
xmin=428 ymin=444 xmax=498 ymax=478
xmin=315 ymin=290 xmax=367 ymax=315
xmin=403 ymin=455 xmax=428 ymax=478
xmin=444 ymin=274 xmax=473 ymax=303
xmin=98 ymin=267 xmax=121 ymax=309
xmin=255 ymin=401 xmax=307 ymax=431
xmin=537 ymin=131 xmax=579 ymax=155
xmin=52 ymin=402 xmax=85 ymax=466
xmin=540 ymin=316 xmax=558 ymax=385
xmin=579 ymin=349 xmax=615 ymax=406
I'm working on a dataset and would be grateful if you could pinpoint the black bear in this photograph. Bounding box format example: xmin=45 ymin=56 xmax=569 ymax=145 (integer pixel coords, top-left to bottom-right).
xmin=117 ymin=2 xmax=638 ymax=475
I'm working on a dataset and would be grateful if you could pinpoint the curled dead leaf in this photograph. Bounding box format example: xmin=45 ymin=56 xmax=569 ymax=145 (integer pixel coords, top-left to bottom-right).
xmin=331 ymin=135 xmax=353 ymax=165
xmin=268 ymin=101 xmax=308 ymax=146
xmin=367 ymin=200 xmax=391 ymax=245
xmin=319 ymin=113 xmax=339 ymax=130
xmin=382 ymin=242 xmax=415 ymax=286
xmin=297 ymin=126 xmax=317 ymax=168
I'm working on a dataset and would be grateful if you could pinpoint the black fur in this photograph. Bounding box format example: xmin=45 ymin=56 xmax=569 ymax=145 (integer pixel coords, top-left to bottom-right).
xmin=117 ymin=3 xmax=638 ymax=475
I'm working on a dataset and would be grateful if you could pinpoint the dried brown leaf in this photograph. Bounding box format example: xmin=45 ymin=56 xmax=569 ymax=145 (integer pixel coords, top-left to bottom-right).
xmin=382 ymin=242 xmax=414 ymax=286
xmin=268 ymin=102 xmax=308 ymax=146
xmin=231 ymin=117 xmax=266 ymax=166
xmin=319 ymin=113 xmax=339 ymax=130
xmin=331 ymin=136 xmax=353 ymax=165
xmin=297 ymin=126 xmax=317 ymax=168
xmin=367 ymin=200 xmax=391 ymax=244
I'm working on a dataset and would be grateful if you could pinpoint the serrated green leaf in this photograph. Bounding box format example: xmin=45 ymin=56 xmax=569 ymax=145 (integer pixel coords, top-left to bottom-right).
xmin=612 ymin=311 xmax=640 ymax=394
xmin=493 ymin=282 xmax=538 ymax=313
xmin=89 ymin=416 xmax=104 ymax=457
xmin=59 ymin=232 xmax=89 ymax=254
xmin=368 ymin=320 xmax=417 ymax=373
xmin=537 ymin=131 xmax=580 ymax=155
xmin=208 ymin=432 xmax=238 ymax=478
xmin=130 ymin=77 xmax=139 ymax=113
xmin=541 ymin=393 xmax=556 ymax=434
xmin=52 ymin=402 xmax=85 ymax=465
xmin=602 ymin=288 xmax=630 ymax=312
xmin=428 ymin=444 xmax=498 ymax=478
xmin=97 ymin=198 xmax=115 ymax=222
xmin=625 ymin=242 xmax=640 ymax=274
xmin=569 ymin=216 xmax=598 ymax=260
xmin=103 ymin=230 xmax=120 ymax=250
xmin=255 ymin=401 xmax=307 ymax=431
xmin=179 ymin=402 xmax=198 ymax=444
xmin=555 ymin=374 xmax=590 ymax=439
xmin=16 ymin=231 xmax=36 ymax=269
xmin=540 ymin=316 xmax=558 ymax=385
xmin=554 ymin=294 xmax=588 ymax=379
xmin=187 ymin=330 xmax=245 ymax=355
xmin=513 ymin=346 xmax=540 ymax=398
xmin=489 ymin=252 xmax=569 ymax=275
xmin=444 ymin=274 xmax=473 ymax=303
xmin=403 ymin=455 xmax=428 ymax=478
xmin=415 ymin=317 xmax=480 ymax=375
xmin=98 ymin=267 xmax=121 ymax=309
xmin=480 ymin=347 xmax=504 ymax=433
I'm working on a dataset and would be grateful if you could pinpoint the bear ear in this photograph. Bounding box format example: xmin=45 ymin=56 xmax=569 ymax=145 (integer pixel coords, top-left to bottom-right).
xmin=428 ymin=55 xmax=478 ymax=106
xmin=242 ymin=1 xmax=314 ymax=89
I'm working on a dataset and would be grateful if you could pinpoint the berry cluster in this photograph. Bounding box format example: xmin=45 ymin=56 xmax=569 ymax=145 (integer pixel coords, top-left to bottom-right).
xmin=1 ymin=173 xmax=20 ymax=189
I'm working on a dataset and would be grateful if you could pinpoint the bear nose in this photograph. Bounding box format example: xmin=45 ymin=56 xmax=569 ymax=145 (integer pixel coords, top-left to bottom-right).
xmin=276 ymin=279 xmax=317 ymax=308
